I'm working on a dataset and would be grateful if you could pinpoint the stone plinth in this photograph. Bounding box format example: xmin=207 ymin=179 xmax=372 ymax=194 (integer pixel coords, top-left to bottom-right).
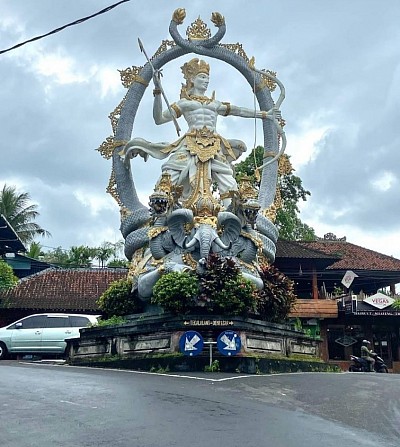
xmin=66 ymin=314 xmax=325 ymax=373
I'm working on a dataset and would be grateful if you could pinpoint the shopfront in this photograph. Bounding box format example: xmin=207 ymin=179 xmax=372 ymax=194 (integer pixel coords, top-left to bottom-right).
xmin=327 ymin=295 xmax=400 ymax=371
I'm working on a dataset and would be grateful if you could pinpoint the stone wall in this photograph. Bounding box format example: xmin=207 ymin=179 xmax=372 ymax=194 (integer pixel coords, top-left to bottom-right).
xmin=67 ymin=314 xmax=322 ymax=373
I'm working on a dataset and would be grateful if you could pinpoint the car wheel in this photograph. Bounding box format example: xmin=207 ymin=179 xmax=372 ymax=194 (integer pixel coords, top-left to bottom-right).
xmin=0 ymin=342 xmax=8 ymax=360
xmin=378 ymin=367 xmax=389 ymax=373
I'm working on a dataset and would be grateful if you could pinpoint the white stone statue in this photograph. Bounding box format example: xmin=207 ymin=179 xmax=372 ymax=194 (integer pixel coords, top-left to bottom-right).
xmin=121 ymin=58 xmax=280 ymax=210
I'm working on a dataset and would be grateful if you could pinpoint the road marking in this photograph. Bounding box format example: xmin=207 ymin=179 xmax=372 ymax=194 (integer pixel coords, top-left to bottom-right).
xmin=19 ymin=361 xmax=342 ymax=382
xmin=60 ymin=400 xmax=98 ymax=409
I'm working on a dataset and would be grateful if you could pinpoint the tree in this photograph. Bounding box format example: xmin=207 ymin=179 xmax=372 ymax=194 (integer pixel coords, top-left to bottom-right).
xmin=41 ymin=242 xmax=128 ymax=269
xmin=27 ymin=242 xmax=43 ymax=259
xmin=234 ymin=146 xmax=315 ymax=241
xmin=94 ymin=242 xmax=115 ymax=268
xmin=0 ymin=184 xmax=51 ymax=244
xmin=66 ymin=246 xmax=96 ymax=268
xmin=0 ymin=259 xmax=18 ymax=291
xmin=41 ymin=246 xmax=70 ymax=266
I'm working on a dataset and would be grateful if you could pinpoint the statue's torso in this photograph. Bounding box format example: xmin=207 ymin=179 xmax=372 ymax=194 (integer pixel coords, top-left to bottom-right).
xmin=178 ymin=98 xmax=221 ymax=132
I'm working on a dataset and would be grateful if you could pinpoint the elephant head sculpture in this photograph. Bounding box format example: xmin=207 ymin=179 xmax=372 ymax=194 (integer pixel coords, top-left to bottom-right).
xmin=183 ymin=223 xmax=231 ymax=259
xmin=181 ymin=212 xmax=242 ymax=259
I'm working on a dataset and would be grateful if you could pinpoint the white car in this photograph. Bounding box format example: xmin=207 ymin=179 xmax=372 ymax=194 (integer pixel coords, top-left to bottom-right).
xmin=0 ymin=313 xmax=100 ymax=360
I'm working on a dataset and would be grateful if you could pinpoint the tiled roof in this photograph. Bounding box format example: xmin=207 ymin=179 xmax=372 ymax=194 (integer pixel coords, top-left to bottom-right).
xmin=289 ymin=299 xmax=338 ymax=318
xmin=0 ymin=268 xmax=128 ymax=311
xmin=276 ymin=240 xmax=340 ymax=260
xmin=298 ymin=241 xmax=400 ymax=271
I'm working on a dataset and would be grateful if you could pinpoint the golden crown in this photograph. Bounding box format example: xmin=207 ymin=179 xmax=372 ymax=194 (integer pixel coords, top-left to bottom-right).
xmin=181 ymin=58 xmax=210 ymax=83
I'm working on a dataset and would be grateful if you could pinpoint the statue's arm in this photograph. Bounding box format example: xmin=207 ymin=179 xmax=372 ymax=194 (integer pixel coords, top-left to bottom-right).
xmin=153 ymin=93 xmax=181 ymax=125
xmin=152 ymin=72 xmax=182 ymax=125
xmin=217 ymin=102 xmax=281 ymax=121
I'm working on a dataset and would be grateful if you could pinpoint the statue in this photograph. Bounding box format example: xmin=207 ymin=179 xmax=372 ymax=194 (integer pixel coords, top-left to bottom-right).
xmin=121 ymin=58 xmax=280 ymax=210
xmin=98 ymin=9 xmax=286 ymax=304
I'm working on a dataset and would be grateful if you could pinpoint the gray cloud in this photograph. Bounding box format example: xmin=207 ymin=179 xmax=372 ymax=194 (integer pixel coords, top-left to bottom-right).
xmin=1 ymin=0 xmax=400 ymax=257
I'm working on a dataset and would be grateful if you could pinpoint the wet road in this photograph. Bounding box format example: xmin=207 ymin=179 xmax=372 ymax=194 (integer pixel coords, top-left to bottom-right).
xmin=0 ymin=361 xmax=399 ymax=446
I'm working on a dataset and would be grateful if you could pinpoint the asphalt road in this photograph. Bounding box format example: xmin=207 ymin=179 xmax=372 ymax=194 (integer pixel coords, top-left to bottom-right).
xmin=0 ymin=360 xmax=399 ymax=447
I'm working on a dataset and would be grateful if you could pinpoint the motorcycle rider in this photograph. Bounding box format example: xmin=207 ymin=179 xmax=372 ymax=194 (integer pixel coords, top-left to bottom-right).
xmin=361 ymin=339 xmax=375 ymax=372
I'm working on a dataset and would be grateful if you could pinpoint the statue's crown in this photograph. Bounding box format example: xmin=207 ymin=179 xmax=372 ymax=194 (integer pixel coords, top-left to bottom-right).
xmin=181 ymin=58 xmax=210 ymax=82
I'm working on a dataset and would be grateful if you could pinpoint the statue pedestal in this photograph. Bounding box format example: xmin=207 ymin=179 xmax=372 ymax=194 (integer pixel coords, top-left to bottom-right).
xmin=66 ymin=313 xmax=334 ymax=374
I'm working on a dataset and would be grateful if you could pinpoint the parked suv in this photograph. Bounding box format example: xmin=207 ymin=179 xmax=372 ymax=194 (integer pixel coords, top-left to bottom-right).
xmin=0 ymin=313 xmax=100 ymax=360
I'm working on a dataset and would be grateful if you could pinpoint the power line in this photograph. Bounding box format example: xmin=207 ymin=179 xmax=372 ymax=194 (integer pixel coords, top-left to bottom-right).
xmin=0 ymin=0 xmax=131 ymax=56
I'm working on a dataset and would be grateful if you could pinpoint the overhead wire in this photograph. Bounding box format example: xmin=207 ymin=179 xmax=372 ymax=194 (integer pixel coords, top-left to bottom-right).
xmin=0 ymin=0 xmax=131 ymax=55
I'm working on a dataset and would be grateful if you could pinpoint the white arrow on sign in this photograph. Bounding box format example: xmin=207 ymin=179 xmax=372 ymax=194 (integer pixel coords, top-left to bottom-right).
xmin=185 ymin=334 xmax=200 ymax=351
xmin=220 ymin=334 xmax=237 ymax=351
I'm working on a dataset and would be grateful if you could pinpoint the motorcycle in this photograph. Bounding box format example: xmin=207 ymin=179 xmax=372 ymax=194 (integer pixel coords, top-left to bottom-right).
xmin=349 ymin=352 xmax=389 ymax=373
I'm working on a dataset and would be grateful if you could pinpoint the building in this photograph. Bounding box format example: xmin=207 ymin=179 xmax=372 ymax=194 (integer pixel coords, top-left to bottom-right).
xmin=0 ymin=268 xmax=128 ymax=326
xmin=280 ymin=234 xmax=400 ymax=372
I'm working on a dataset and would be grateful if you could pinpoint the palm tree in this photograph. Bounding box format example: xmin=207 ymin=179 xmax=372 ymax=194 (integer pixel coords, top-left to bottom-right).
xmin=94 ymin=242 xmax=115 ymax=268
xmin=0 ymin=184 xmax=51 ymax=244
xmin=27 ymin=241 xmax=43 ymax=259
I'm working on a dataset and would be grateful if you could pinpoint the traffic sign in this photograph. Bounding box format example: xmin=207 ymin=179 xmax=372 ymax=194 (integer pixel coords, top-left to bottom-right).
xmin=179 ymin=331 xmax=204 ymax=356
xmin=217 ymin=330 xmax=241 ymax=356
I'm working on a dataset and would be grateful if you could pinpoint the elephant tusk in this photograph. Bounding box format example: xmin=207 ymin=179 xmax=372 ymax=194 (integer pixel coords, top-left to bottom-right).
xmin=183 ymin=235 xmax=198 ymax=249
xmin=214 ymin=237 xmax=231 ymax=250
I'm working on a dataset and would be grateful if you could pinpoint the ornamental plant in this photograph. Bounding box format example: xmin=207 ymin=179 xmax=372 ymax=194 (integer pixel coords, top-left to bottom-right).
xmin=392 ymin=298 xmax=400 ymax=310
xmin=256 ymin=262 xmax=296 ymax=322
xmin=97 ymin=278 xmax=140 ymax=317
xmin=197 ymin=254 xmax=257 ymax=316
xmin=152 ymin=271 xmax=199 ymax=314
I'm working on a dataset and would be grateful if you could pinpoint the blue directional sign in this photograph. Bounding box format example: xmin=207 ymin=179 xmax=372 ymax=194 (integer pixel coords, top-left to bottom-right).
xmin=179 ymin=331 xmax=204 ymax=356
xmin=217 ymin=330 xmax=241 ymax=356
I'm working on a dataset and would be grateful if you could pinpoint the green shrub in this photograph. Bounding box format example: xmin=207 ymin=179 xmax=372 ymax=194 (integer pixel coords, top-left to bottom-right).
xmin=97 ymin=278 xmax=140 ymax=317
xmin=152 ymin=271 xmax=199 ymax=314
xmin=91 ymin=315 xmax=127 ymax=327
xmin=0 ymin=259 xmax=18 ymax=292
xmin=204 ymin=360 xmax=220 ymax=372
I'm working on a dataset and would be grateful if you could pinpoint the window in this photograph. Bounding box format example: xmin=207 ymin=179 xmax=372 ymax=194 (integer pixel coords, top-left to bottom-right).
xmin=45 ymin=316 xmax=70 ymax=328
xmin=69 ymin=316 xmax=90 ymax=327
xmin=18 ymin=315 xmax=47 ymax=329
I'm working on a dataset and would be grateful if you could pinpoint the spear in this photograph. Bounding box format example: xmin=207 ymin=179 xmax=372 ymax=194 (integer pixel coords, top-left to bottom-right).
xmin=138 ymin=38 xmax=181 ymax=136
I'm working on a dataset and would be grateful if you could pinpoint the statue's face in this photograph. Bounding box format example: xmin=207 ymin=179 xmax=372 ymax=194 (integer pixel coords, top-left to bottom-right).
xmin=192 ymin=73 xmax=209 ymax=92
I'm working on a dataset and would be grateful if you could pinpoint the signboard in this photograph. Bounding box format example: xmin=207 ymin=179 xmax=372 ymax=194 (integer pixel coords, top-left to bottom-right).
xmin=217 ymin=330 xmax=241 ymax=356
xmin=183 ymin=319 xmax=234 ymax=327
xmin=363 ymin=293 xmax=395 ymax=309
xmin=342 ymin=296 xmax=400 ymax=316
xmin=341 ymin=270 xmax=358 ymax=288
xmin=179 ymin=331 xmax=204 ymax=356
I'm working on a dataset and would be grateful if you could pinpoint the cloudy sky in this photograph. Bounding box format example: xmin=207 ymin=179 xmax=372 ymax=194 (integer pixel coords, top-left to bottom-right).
xmin=1 ymin=0 xmax=400 ymax=259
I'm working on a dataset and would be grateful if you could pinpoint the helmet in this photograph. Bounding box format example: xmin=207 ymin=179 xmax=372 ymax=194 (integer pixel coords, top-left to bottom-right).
xmin=362 ymin=339 xmax=370 ymax=345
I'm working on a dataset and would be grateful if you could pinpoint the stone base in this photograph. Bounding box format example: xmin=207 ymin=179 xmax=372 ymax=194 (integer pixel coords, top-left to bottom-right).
xmin=67 ymin=313 xmax=326 ymax=373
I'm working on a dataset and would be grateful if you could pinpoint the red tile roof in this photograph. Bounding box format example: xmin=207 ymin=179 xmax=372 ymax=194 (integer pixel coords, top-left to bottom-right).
xmin=289 ymin=299 xmax=338 ymax=318
xmin=298 ymin=241 xmax=400 ymax=272
xmin=0 ymin=268 xmax=128 ymax=311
